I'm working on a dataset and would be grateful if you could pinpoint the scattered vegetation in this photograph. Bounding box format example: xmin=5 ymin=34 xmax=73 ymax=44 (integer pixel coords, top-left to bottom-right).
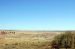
xmin=51 ymin=31 xmax=75 ymax=49
xmin=0 ymin=31 xmax=75 ymax=49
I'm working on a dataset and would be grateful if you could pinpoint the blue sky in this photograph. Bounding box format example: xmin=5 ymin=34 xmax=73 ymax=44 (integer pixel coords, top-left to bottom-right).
xmin=0 ymin=0 xmax=75 ymax=30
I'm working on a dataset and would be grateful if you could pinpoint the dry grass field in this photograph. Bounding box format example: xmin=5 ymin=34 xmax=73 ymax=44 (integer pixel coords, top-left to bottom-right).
xmin=0 ymin=30 xmax=74 ymax=49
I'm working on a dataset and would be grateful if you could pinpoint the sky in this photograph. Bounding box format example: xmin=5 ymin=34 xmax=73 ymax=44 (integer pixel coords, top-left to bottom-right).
xmin=0 ymin=0 xmax=75 ymax=30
